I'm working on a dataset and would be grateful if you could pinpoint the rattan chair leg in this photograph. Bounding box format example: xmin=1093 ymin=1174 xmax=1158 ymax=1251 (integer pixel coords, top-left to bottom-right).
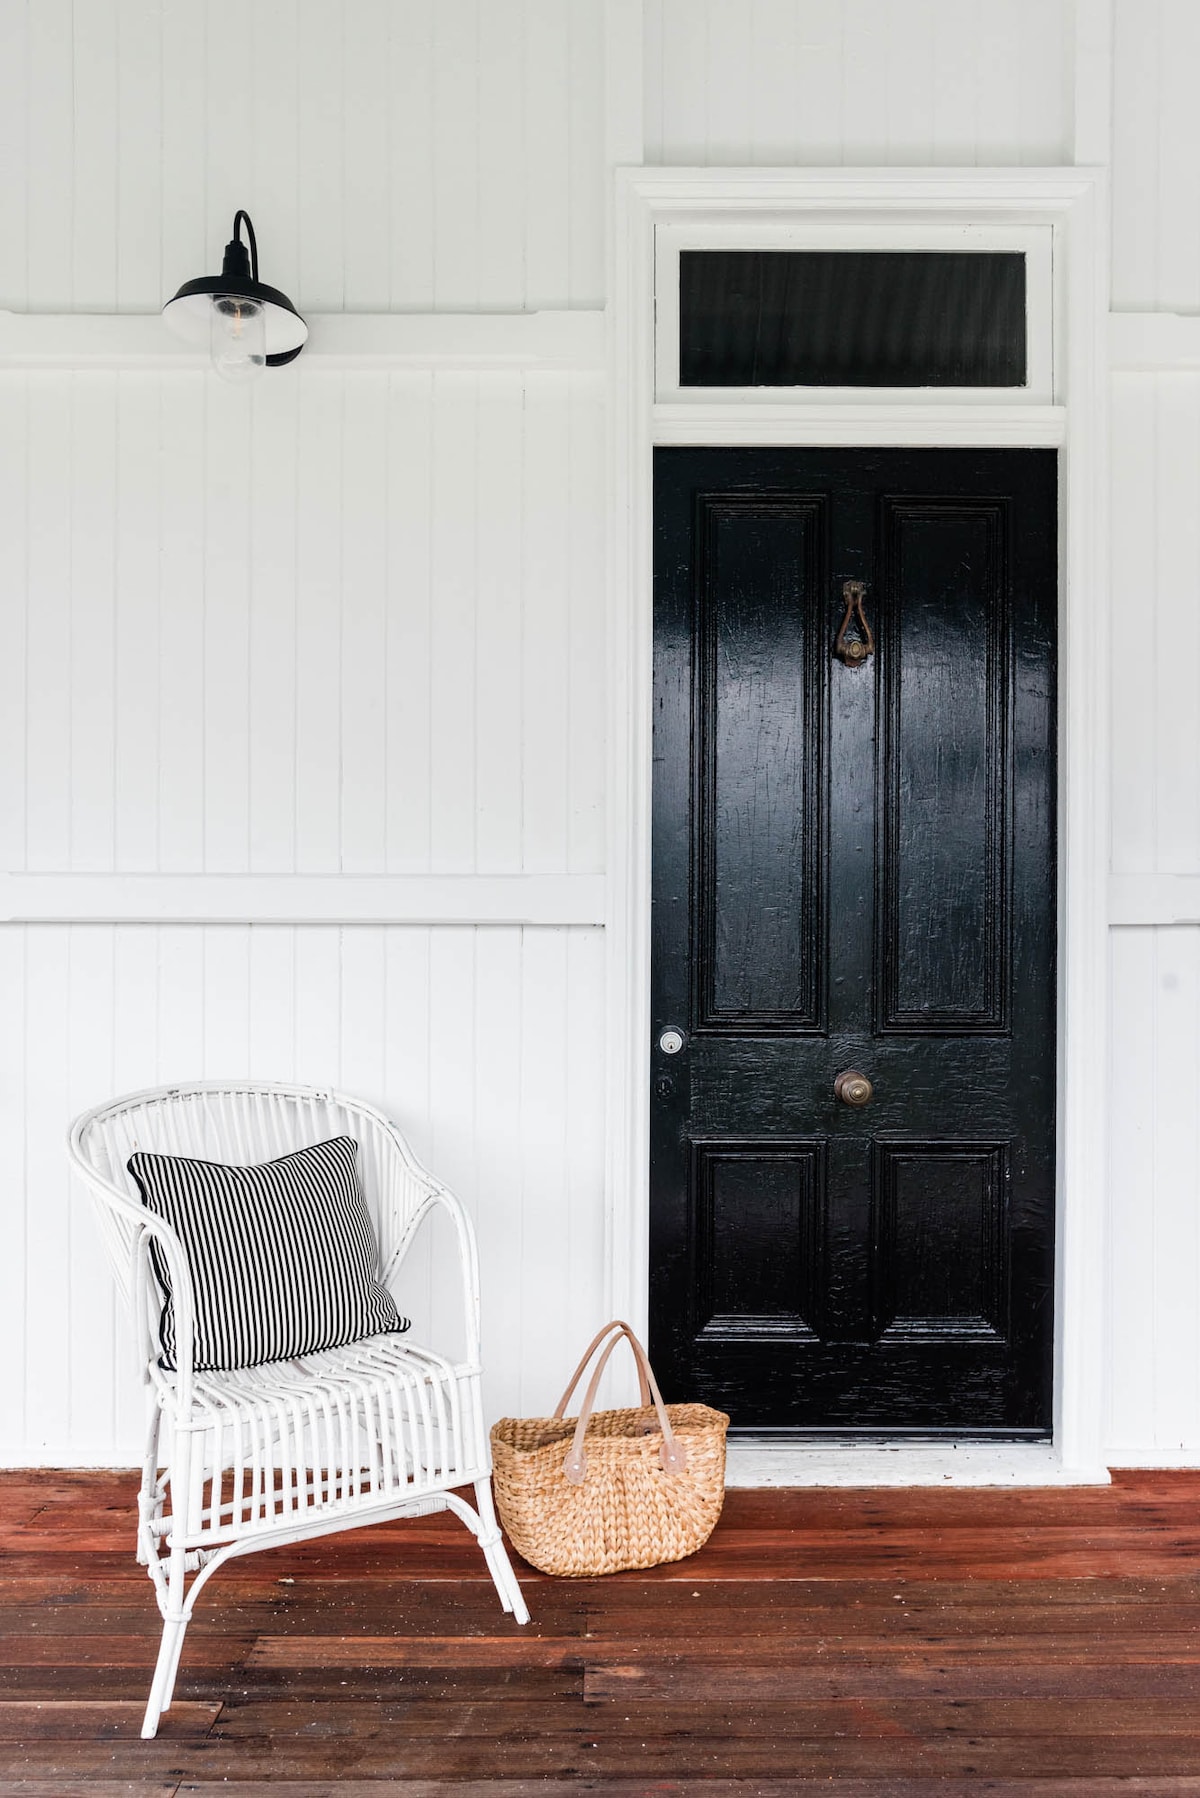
xmin=473 ymin=1477 xmax=530 ymax=1624
xmin=142 ymin=1605 xmax=187 ymax=1738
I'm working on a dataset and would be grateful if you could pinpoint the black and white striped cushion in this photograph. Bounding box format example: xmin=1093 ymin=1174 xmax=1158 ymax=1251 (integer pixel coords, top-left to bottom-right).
xmin=127 ymin=1136 xmax=409 ymax=1372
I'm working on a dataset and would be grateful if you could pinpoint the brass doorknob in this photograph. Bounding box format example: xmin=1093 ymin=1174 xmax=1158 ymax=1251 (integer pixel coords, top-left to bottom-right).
xmin=834 ymin=1069 xmax=873 ymax=1106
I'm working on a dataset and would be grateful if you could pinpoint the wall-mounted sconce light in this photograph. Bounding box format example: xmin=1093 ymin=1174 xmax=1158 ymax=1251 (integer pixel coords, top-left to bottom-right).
xmin=162 ymin=211 xmax=307 ymax=382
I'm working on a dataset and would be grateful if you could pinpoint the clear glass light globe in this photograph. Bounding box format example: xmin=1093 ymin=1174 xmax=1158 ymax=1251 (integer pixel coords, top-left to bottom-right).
xmin=210 ymin=295 xmax=266 ymax=383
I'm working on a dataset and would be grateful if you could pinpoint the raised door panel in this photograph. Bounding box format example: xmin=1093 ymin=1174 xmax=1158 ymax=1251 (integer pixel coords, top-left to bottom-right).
xmin=695 ymin=496 xmax=827 ymax=1032
xmin=691 ymin=1140 xmax=825 ymax=1342
xmin=870 ymin=1142 xmax=1009 ymax=1343
xmin=877 ymin=499 xmax=1010 ymax=1033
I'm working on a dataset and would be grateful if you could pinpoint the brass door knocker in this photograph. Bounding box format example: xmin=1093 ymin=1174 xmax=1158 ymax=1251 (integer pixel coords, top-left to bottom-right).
xmin=835 ymin=580 xmax=874 ymax=668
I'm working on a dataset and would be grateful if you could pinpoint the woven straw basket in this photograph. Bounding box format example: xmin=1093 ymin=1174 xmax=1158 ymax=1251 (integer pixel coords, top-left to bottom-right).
xmin=490 ymin=1321 xmax=729 ymax=1578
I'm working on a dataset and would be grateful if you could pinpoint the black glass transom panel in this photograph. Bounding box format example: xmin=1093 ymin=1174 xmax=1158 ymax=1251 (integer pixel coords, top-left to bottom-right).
xmin=678 ymin=250 xmax=1027 ymax=388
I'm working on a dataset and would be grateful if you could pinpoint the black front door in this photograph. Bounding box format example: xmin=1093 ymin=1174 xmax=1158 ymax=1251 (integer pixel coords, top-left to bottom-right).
xmin=650 ymin=447 xmax=1057 ymax=1434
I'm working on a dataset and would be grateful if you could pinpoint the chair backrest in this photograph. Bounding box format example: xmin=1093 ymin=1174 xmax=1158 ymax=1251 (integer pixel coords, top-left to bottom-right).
xmin=69 ymin=1081 xmax=436 ymax=1311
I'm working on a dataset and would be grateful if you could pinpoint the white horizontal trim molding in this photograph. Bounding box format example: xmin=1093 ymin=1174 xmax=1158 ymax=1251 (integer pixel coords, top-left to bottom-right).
xmin=0 ymin=310 xmax=606 ymax=373
xmin=0 ymin=873 xmax=606 ymax=928
xmin=15 ymin=305 xmax=1200 ymax=379
xmin=623 ymin=167 xmax=1105 ymax=210
xmin=654 ymin=403 xmax=1067 ymax=448
xmin=1109 ymin=874 xmax=1200 ymax=927
xmin=1109 ymin=312 xmax=1200 ymax=372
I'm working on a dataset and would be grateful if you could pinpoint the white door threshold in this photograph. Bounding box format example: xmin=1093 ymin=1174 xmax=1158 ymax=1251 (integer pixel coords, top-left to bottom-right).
xmin=725 ymin=1439 xmax=1111 ymax=1488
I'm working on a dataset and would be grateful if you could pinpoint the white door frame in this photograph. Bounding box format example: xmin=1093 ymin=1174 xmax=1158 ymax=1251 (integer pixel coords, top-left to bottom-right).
xmin=604 ymin=167 xmax=1111 ymax=1485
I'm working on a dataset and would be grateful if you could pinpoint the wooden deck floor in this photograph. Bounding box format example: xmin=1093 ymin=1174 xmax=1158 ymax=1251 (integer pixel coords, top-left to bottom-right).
xmin=2 ymin=1470 xmax=1200 ymax=1794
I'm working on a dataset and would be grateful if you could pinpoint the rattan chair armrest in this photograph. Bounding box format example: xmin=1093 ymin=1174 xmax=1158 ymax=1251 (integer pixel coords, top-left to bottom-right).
xmin=65 ymin=1140 xmax=199 ymax=1406
xmin=383 ymin=1180 xmax=483 ymax=1365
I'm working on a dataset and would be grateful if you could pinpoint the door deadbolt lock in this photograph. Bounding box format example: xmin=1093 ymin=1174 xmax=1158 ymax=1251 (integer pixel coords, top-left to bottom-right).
xmin=834 ymin=1068 xmax=874 ymax=1106
xmin=658 ymin=1027 xmax=686 ymax=1056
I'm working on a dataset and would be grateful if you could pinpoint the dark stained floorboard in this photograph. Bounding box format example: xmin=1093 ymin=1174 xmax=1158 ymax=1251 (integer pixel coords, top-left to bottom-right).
xmin=2 ymin=1470 xmax=1200 ymax=1792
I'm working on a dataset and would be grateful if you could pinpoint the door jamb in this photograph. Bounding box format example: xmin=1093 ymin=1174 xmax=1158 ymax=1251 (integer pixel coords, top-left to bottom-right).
xmin=605 ymin=167 xmax=1111 ymax=1482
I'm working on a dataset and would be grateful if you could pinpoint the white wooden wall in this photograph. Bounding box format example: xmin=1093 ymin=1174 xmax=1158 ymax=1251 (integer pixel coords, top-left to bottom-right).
xmin=0 ymin=0 xmax=611 ymax=1465
xmin=0 ymin=354 xmax=608 ymax=1460
xmin=1101 ymin=0 xmax=1200 ymax=1464
xmin=1 ymin=369 xmax=604 ymax=880
xmin=644 ymin=0 xmax=1070 ymax=166
xmin=2 ymin=0 xmax=1199 ymax=1468
xmin=0 ymin=0 xmax=606 ymax=313
xmin=0 ymin=922 xmax=605 ymax=1461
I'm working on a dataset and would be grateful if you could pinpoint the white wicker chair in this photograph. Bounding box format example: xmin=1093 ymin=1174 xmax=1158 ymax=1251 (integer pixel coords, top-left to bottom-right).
xmin=67 ymin=1080 xmax=530 ymax=1739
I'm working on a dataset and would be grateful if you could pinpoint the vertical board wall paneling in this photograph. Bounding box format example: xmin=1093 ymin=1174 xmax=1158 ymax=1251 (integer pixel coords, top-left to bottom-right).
xmin=1107 ymin=0 xmax=1200 ymax=1458
xmin=2 ymin=0 xmax=606 ymax=314
xmin=342 ymin=1 xmax=391 ymax=314
xmin=0 ymin=929 xmax=26 ymax=1456
xmin=0 ymin=925 xmax=606 ymax=1464
xmin=1112 ymin=0 xmax=1200 ymax=310
xmin=247 ymin=370 xmax=299 ymax=876
xmin=294 ymin=374 xmax=345 ymax=875
xmin=1150 ymin=378 xmax=1200 ymax=875
xmin=0 ymin=2 xmax=29 ymax=313
xmin=63 ymin=928 xmax=122 ymax=1456
xmin=339 ymin=374 xmax=390 ymax=875
xmin=203 ymin=379 xmax=253 ymax=873
xmin=0 ymin=377 xmax=28 ymax=878
xmin=520 ymin=0 xmax=570 ymax=310
xmin=475 ymin=377 xmax=526 ymax=875
xmin=117 ymin=0 xmax=165 ymax=311
xmin=23 ymin=378 xmax=72 ymax=874
xmin=386 ymin=0 xmax=436 ymax=310
xmin=568 ymin=370 xmax=607 ymax=875
xmin=158 ymin=0 xmax=207 ymax=318
xmin=9 ymin=370 xmax=605 ymax=881
xmin=384 ymin=373 xmax=435 ymax=872
xmin=68 ymin=379 xmax=118 ymax=872
xmin=71 ymin=0 xmax=119 ymax=311
xmin=158 ymin=375 xmax=207 ymax=873
xmin=429 ymin=376 xmax=479 ymax=873
xmin=115 ymin=375 xmax=164 ymax=874
xmin=1108 ymin=929 xmax=1200 ymax=1462
xmin=643 ymin=0 xmax=1070 ymax=167
xmin=522 ymin=374 xmax=572 ymax=875
xmin=24 ymin=0 xmax=74 ymax=309
xmin=1110 ymin=375 xmax=1159 ymax=878
xmin=1110 ymin=375 xmax=1200 ymax=877
xmin=22 ymin=925 xmax=76 ymax=1458
xmin=2 ymin=0 xmax=613 ymax=1468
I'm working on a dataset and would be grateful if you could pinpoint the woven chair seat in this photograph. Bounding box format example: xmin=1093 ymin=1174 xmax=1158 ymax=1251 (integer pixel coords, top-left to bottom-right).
xmin=154 ymin=1337 xmax=476 ymax=1539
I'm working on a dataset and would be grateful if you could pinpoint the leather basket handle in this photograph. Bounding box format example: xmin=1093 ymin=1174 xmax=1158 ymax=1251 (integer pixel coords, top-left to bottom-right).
xmin=553 ymin=1319 xmax=650 ymax=1417
xmin=559 ymin=1323 xmax=687 ymax=1486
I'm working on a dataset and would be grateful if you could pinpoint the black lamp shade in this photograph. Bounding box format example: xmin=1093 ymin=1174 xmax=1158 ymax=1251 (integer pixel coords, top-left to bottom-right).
xmin=162 ymin=212 xmax=308 ymax=368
